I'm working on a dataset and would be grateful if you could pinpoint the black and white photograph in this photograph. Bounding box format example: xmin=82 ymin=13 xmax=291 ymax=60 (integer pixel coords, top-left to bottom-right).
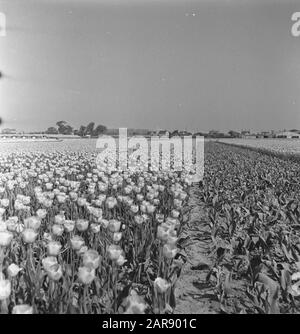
xmin=0 ymin=0 xmax=300 ymax=318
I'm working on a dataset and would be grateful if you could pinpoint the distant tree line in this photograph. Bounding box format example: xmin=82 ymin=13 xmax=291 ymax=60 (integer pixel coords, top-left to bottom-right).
xmin=45 ymin=121 xmax=107 ymax=137
xmin=169 ymin=129 xmax=233 ymax=138
xmin=44 ymin=124 xmax=300 ymax=139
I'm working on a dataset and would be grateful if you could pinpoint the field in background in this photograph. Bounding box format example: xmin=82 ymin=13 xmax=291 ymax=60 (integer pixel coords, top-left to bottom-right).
xmin=217 ymin=138 xmax=300 ymax=156
xmin=0 ymin=138 xmax=98 ymax=155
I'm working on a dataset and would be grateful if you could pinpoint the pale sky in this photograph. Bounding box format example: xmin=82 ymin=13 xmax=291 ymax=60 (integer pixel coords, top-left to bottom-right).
xmin=0 ymin=0 xmax=300 ymax=132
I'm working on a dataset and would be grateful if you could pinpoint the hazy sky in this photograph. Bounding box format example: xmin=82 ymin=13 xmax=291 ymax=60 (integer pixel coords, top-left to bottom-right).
xmin=0 ymin=0 xmax=300 ymax=132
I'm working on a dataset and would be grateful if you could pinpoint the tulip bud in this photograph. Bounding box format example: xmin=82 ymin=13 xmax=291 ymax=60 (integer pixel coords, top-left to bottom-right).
xmin=113 ymin=232 xmax=122 ymax=243
xmin=108 ymin=220 xmax=121 ymax=233
xmin=162 ymin=243 xmax=177 ymax=259
xmin=76 ymin=219 xmax=89 ymax=232
xmin=0 ymin=231 xmax=13 ymax=247
xmin=171 ymin=210 xmax=180 ymax=218
xmin=47 ymin=241 xmax=62 ymax=256
xmin=64 ymin=220 xmax=75 ymax=233
xmin=53 ymin=214 xmax=65 ymax=225
xmin=22 ymin=228 xmax=38 ymax=244
xmin=47 ymin=264 xmax=63 ymax=281
xmin=24 ymin=216 xmax=41 ymax=231
xmin=107 ymin=244 xmax=123 ymax=261
xmin=147 ymin=204 xmax=155 ymax=214
xmin=42 ymin=256 xmax=58 ymax=272
xmin=70 ymin=235 xmax=85 ymax=251
xmin=12 ymin=304 xmax=33 ymax=314
xmin=0 ymin=198 xmax=9 ymax=208
xmin=116 ymin=254 xmax=126 ymax=266
xmin=134 ymin=215 xmax=144 ymax=225
xmin=154 ymin=277 xmax=171 ymax=294
xmin=82 ymin=249 xmax=100 ymax=269
xmin=76 ymin=245 xmax=88 ymax=256
xmin=90 ymin=223 xmax=100 ymax=233
xmin=52 ymin=224 xmax=64 ymax=236
xmin=99 ymin=219 xmax=109 ymax=228
xmin=0 ymin=278 xmax=11 ymax=300
xmin=7 ymin=263 xmax=22 ymax=277
xmin=124 ymin=290 xmax=147 ymax=314
xmin=130 ymin=205 xmax=139 ymax=214
xmin=36 ymin=209 xmax=47 ymax=219
xmin=78 ymin=266 xmax=95 ymax=284
xmin=77 ymin=197 xmax=87 ymax=207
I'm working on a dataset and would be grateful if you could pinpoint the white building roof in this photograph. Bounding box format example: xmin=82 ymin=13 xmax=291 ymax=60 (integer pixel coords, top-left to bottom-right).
xmin=276 ymin=131 xmax=300 ymax=137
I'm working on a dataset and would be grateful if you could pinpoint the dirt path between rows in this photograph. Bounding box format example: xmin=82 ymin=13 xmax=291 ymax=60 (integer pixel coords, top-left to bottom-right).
xmin=175 ymin=184 xmax=220 ymax=314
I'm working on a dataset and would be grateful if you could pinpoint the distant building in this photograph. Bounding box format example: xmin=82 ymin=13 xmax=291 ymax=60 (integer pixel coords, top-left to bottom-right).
xmin=1 ymin=128 xmax=17 ymax=134
xmin=157 ymin=130 xmax=170 ymax=137
xmin=290 ymin=129 xmax=300 ymax=134
xmin=169 ymin=130 xmax=193 ymax=137
xmin=241 ymin=130 xmax=256 ymax=138
xmin=159 ymin=130 xmax=170 ymax=137
xmin=178 ymin=130 xmax=192 ymax=136
xmin=208 ymin=130 xmax=222 ymax=138
xmin=228 ymin=131 xmax=241 ymax=138
xmin=193 ymin=131 xmax=206 ymax=137
xmin=241 ymin=130 xmax=250 ymax=136
xmin=275 ymin=131 xmax=300 ymax=139
xmin=127 ymin=129 xmax=152 ymax=136
xmin=104 ymin=128 xmax=152 ymax=137
xmin=243 ymin=134 xmax=257 ymax=139
xmin=259 ymin=131 xmax=274 ymax=138
xmin=104 ymin=129 xmax=120 ymax=136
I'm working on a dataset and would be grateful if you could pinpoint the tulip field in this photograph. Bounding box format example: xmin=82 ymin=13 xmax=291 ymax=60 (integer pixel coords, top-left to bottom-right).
xmin=0 ymin=139 xmax=192 ymax=314
xmin=0 ymin=139 xmax=300 ymax=314
xmin=218 ymin=138 xmax=300 ymax=157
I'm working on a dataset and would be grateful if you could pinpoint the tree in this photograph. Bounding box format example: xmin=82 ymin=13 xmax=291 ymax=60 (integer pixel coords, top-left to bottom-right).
xmin=228 ymin=130 xmax=241 ymax=138
xmin=208 ymin=130 xmax=220 ymax=138
xmin=78 ymin=125 xmax=86 ymax=137
xmin=61 ymin=125 xmax=73 ymax=135
xmin=45 ymin=127 xmax=58 ymax=134
xmin=85 ymin=122 xmax=95 ymax=136
xmin=170 ymin=130 xmax=180 ymax=137
xmin=193 ymin=132 xmax=205 ymax=137
xmin=56 ymin=121 xmax=73 ymax=135
xmin=51 ymin=121 xmax=107 ymax=137
xmin=56 ymin=121 xmax=66 ymax=134
xmin=92 ymin=124 xmax=107 ymax=137
xmin=56 ymin=121 xmax=67 ymax=134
